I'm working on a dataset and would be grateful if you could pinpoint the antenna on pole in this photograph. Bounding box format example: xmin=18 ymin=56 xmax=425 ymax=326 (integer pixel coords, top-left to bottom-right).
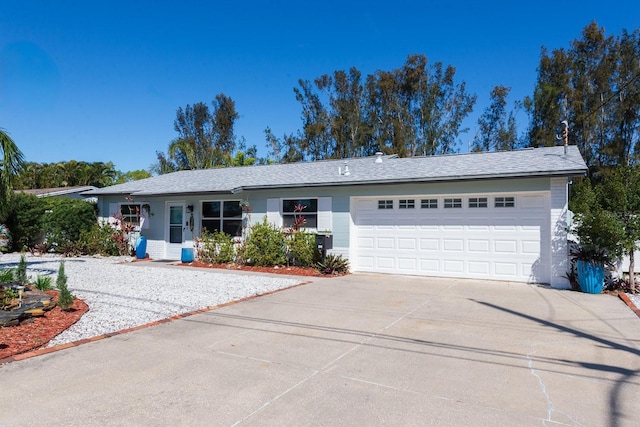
xmin=556 ymin=120 xmax=569 ymax=155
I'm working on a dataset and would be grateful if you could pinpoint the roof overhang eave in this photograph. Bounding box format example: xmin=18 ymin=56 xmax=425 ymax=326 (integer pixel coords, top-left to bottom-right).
xmin=89 ymin=169 xmax=588 ymax=197
xmin=238 ymin=169 xmax=589 ymax=190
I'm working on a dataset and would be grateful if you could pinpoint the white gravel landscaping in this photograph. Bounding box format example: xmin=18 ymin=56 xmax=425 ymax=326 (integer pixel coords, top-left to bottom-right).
xmin=0 ymin=253 xmax=302 ymax=347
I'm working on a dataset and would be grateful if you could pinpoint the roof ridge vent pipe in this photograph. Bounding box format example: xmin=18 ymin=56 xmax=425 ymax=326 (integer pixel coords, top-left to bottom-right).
xmin=375 ymin=152 xmax=383 ymax=163
xmin=343 ymin=161 xmax=350 ymax=176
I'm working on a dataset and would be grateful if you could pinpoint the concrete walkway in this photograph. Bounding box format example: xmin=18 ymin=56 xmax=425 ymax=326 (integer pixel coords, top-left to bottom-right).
xmin=1 ymin=273 xmax=639 ymax=426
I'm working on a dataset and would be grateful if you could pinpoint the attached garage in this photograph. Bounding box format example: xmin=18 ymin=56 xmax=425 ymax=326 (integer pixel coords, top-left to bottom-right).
xmin=352 ymin=192 xmax=551 ymax=282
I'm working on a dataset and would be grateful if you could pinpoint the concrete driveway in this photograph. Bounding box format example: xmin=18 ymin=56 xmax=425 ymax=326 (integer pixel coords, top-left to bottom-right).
xmin=1 ymin=273 xmax=639 ymax=426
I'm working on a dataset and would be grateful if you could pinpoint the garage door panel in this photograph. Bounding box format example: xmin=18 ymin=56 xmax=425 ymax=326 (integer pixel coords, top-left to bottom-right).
xmin=398 ymin=238 xmax=417 ymax=250
xmin=468 ymin=261 xmax=490 ymax=274
xmin=468 ymin=224 xmax=490 ymax=231
xmin=358 ymin=237 xmax=374 ymax=249
xmin=442 ymin=224 xmax=464 ymax=230
xmin=398 ymin=258 xmax=417 ymax=271
xmin=443 ymin=260 xmax=464 ymax=273
xmin=443 ymin=239 xmax=464 ymax=252
xmin=522 ymin=240 xmax=540 ymax=254
xmin=377 ymin=223 xmax=395 ymax=229
xmin=420 ymin=239 xmax=439 ymax=251
xmin=468 ymin=239 xmax=490 ymax=253
xmin=353 ymin=195 xmax=548 ymax=282
xmin=419 ymin=225 xmax=440 ymax=230
xmin=493 ymin=224 xmax=517 ymax=231
xmin=494 ymin=240 xmax=517 ymax=253
xmin=420 ymin=259 xmax=440 ymax=271
xmin=376 ymin=238 xmax=394 ymax=249
xmin=495 ymin=262 xmax=518 ymax=276
xmin=377 ymin=257 xmax=395 ymax=269
xmin=357 ymin=256 xmax=374 ymax=268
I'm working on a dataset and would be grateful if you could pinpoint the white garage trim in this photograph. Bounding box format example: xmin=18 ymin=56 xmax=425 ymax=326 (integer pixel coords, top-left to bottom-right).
xmin=350 ymin=192 xmax=551 ymax=283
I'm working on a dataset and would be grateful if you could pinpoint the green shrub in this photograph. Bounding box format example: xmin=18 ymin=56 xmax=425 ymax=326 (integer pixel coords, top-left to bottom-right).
xmin=4 ymin=193 xmax=45 ymax=251
xmin=77 ymin=222 xmax=120 ymax=256
xmin=0 ymin=287 xmax=17 ymax=310
xmin=4 ymin=194 xmax=98 ymax=253
xmin=197 ymin=230 xmax=236 ymax=264
xmin=286 ymin=231 xmax=319 ymax=267
xmin=315 ymin=254 xmax=350 ymax=275
xmin=0 ymin=268 xmax=15 ymax=283
xmin=42 ymin=198 xmax=97 ymax=252
xmin=56 ymin=261 xmax=74 ymax=310
xmin=33 ymin=275 xmax=53 ymax=291
xmin=242 ymin=217 xmax=287 ymax=266
xmin=16 ymin=253 xmax=28 ymax=284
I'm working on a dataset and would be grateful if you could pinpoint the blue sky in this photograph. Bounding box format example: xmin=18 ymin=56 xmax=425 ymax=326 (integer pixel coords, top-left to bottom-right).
xmin=1 ymin=1 xmax=638 ymax=173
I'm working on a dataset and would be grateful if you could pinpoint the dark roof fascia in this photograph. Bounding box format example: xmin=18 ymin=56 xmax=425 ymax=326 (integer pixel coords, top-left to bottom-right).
xmin=234 ymin=169 xmax=588 ymax=191
xmin=127 ymin=190 xmax=237 ymax=198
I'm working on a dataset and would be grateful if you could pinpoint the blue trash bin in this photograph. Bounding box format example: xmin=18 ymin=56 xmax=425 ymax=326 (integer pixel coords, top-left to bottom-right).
xmin=135 ymin=236 xmax=147 ymax=259
xmin=181 ymin=247 xmax=194 ymax=263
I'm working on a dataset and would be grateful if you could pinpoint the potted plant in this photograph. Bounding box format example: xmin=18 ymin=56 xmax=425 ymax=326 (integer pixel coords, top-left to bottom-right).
xmin=570 ymin=245 xmax=610 ymax=294
xmin=570 ymin=185 xmax=625 ymax=294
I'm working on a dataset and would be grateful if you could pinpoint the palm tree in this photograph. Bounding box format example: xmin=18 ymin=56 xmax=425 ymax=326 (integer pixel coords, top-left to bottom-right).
xmin=0 ymin=128 xmax=26 ymax=219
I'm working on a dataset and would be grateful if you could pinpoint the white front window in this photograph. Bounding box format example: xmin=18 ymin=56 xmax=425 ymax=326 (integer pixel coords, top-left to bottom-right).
xmin=201 ymin=201 xmax=243 ymax=236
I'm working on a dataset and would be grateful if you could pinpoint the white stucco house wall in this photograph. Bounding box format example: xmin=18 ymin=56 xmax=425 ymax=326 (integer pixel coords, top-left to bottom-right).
xmin=86 ymin=146 xmax=587 ymax=289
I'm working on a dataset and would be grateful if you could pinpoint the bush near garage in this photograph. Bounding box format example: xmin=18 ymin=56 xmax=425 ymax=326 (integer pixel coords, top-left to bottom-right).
xmin=286 ymin=229 xmax=319 ymax=267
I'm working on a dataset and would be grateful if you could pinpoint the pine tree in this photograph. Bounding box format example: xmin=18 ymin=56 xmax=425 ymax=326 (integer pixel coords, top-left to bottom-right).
xmin=16 ymin=253 xmax=28 ymax=285
xmin=56 ymin=260 xmax=74 ymax=310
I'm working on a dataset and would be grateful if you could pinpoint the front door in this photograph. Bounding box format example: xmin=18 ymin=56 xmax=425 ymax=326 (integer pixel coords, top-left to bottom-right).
xmin=166 ymin=202 xmax=185 ymax=259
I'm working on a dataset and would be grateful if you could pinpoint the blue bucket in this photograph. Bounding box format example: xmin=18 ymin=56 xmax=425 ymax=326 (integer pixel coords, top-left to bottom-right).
xmin=181 ymin=248 xmax=194 ymax=263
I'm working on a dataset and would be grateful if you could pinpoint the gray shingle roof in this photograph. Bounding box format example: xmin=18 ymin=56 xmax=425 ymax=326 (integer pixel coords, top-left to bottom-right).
xmin=87 ymin=145 xmax=587 ymax=196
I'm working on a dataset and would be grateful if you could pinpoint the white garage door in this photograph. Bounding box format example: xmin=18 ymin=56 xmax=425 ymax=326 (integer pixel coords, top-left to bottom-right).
xmin=352 ymin=193 xmax=550 ymax=282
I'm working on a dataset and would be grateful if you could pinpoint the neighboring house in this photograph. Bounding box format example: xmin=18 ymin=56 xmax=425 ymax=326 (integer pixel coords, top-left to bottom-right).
xmin=16 ymin=186 xmax=98 ymax=201
xmin=86 ymin=146 xmax=587 ymax=288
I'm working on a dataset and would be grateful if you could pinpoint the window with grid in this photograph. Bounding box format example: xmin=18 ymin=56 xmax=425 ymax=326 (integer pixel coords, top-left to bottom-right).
xmin=399 ymin=199 xmax=415 ymax=209
xmin=421 ymin=199 xmax=438 ymax=209
xmin=494 ymin=196 xmax=515 ymax=208
xmin=378 ymin=200 xmax=393 ymax=209
xmin=283 ymin=199 xmax=318 ymax=228
xmin=201 ymin=201 xmax=243 ymax=237
xmin=444 ymin=198 xmax=462 ymax=208
xmin=120 ymin=204 xmax=141 ymax=226
xmin=468 ymin=197 xmax=488 ymax=208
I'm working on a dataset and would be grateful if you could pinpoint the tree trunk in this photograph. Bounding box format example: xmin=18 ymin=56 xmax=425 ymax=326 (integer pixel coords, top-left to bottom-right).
xmin=629 ymin=250 xmax=636 ymax=293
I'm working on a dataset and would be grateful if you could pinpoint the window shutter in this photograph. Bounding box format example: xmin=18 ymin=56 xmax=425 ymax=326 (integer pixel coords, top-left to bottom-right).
xmin=317 ymin=197 xmax=332 ymax=232
xmin=140 ymin=204 xmax=150 ymax=229
xmin=266 ymin=198 xmax=282 ymax=227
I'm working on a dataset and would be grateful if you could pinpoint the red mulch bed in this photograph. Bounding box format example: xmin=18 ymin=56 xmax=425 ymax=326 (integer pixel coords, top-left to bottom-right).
xmin=0 ymin=291 xmax=89 ymax=360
